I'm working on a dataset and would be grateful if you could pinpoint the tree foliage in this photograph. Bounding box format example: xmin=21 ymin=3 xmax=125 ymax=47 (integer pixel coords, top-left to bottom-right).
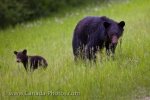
xmin=0 ymin=0 xmax=104 ymax=28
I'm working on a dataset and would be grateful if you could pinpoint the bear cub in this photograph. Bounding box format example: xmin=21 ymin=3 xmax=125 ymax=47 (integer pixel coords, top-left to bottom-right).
xmin=14 ymin=49 xmax=48 ymax=71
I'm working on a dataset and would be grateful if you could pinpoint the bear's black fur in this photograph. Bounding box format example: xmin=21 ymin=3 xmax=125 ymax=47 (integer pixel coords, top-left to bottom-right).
xmin=14 ymin=49 xmax=48 ymax=71
xmin=72 ymin=16 xmax=125 ymax=61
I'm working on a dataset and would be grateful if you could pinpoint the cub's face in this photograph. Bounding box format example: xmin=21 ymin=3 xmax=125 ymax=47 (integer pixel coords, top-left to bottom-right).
xmin=14 ymin=49 xmax=27 ymax=63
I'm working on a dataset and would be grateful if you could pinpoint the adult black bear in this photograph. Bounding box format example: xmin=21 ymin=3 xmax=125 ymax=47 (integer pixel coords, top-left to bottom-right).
xmin=72 ymin=16 xmax=125 ymax=61
xmin=14 ymin=49 xmax=48 ymax=71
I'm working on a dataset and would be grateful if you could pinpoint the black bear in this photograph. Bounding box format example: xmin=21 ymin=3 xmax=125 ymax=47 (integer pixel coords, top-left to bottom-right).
xmin=14 ymin=49 xmax=48 ymax=71
xmin=72 ymin=16 xmax=125 ymax=61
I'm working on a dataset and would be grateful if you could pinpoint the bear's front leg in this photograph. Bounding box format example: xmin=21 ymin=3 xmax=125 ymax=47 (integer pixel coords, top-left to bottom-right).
xmin=105 ymin=42 xmax=117 ymax=55
xmin=105 ymin=42 xmax=116 ymax=59
xmin=23 ymin=63 xmax=28 ymax=71
xmin=105 ymin=41 xmax=111 ymax=56
xmin=107 ymin=43 xmax=117 ymax=59
xmin=110 ymin=43 xmax=117 ymax=55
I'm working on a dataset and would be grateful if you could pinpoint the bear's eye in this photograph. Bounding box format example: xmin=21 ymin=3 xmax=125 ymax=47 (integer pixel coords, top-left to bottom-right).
xmin=110 ymin=33 xmax=115 ymax=37
xmin=116 ymin=32 xmax=121 ymax=37
xmin=110 ymin=33 xmax=120 ymax=39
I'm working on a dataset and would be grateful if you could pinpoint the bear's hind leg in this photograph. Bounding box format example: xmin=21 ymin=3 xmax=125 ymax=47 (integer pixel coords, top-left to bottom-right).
xmin=72 ymin=37 xmax=85 ymax=61
xmin=85 ymin=42 xmax=97 ymax=61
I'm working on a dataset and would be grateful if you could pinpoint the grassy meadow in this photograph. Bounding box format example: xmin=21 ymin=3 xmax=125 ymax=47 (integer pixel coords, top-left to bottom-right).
xmin=0 ymin=0 xmax=150 ymax=100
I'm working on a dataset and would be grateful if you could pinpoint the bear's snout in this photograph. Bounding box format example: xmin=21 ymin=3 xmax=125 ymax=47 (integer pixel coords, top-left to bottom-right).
xmin=110 ymin=35 xmax=118 ymax=54
xmin=16 ymin=59 xmax=21 ymax=63
xmin=111 ymin=35 xmax=118 ymax=44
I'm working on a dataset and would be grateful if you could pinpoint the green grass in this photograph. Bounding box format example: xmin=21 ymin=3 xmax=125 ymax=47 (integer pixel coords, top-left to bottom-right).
xmin=0 ymin=0 xmax=150 ymax=100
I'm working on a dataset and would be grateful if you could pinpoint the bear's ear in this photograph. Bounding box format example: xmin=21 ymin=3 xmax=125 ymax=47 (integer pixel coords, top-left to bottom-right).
xmin=14 ymin=51 xmax=18 ymax=55
xmin=103 ymin=22 xmax=110 ymax=29
xmin=118 ymin=21 xmax=125 ymax=28
xmin=22 ymin=49 xmax=27 ymax=55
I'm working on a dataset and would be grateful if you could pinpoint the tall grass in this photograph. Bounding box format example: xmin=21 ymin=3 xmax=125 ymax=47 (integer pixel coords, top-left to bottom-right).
xmin=0 ymin=0 xmax=150 ymax=100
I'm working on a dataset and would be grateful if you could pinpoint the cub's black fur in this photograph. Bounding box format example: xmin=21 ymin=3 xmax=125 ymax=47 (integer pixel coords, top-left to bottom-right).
xmin=14 ymin=49 xmax=48 ymax=71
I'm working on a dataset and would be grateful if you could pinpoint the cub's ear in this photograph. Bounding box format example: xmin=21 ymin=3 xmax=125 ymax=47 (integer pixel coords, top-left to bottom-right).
xmin=118 ymin=21 xmax=125 ymax=28
xmin=22 ymin=49 xmax=27 ymax=55
xmin=103 ymin=22 xmax=110 ymax=29
xmin=14 ymin=51 xmax=18 ymax=55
